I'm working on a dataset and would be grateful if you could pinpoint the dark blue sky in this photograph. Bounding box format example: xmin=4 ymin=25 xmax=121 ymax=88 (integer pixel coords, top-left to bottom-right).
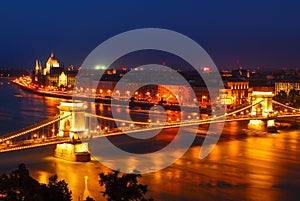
xmin=0 ymin=0 xmax=299 ymax=70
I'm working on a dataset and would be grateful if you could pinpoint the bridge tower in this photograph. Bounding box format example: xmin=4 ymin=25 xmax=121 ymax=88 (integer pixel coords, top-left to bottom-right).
xmin=248 ymin=91 xmax=276 ymax=132
xmin=54 ymin=101 xmax=90 ymax=162
xmin=250 ymin=91 xmax=274 ymax=117
xmin=57 ymin=101 xmax=87 ymax=140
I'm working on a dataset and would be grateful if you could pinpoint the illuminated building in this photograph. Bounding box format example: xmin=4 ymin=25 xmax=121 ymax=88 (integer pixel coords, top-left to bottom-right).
xmin=275 ymin=81 xmax=300 ymax=95
xmin=44 ymin=52 xmax=60 ymax=74
xmin=157 ymin=84 xmax=194 ymax=105
xmin=219 ymin=78 xmax=249 ymax=107
xmin=32 ymin=52 xmax=78 ymax=88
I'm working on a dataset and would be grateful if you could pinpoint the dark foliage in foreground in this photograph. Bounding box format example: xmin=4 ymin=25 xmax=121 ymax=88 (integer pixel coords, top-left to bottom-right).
xmin=0 ymin=163 xmax=72 ymax=201
xmin=99 ymin=170 xmax=153 ymax=201
xmin=274 ymin=89 xmax=300 ymax=107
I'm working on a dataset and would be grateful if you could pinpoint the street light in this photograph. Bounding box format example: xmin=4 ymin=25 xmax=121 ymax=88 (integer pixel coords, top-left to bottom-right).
xmin=107 ymin=89 xmax=111 ymax=96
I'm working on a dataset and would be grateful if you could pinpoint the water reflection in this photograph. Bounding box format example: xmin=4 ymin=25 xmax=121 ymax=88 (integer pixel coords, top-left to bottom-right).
xmin=33 ymin=157 xmax=109 ymax=201
xmin=0 ymin=128 xmax=300 ymax=201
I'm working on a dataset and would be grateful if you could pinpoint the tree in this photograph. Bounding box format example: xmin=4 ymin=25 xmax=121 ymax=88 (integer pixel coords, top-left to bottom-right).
xmin=288 ymin=89 xmax=300 ymax=107
xmin=274 ymin=90 xmax=288 ymax=104
xmin=274 ymin=89 xmax=300 ymax=108
xmin=0 ymin=164 xmax=72 ymax=201
xmin=85 ymin=196 xmax=95 ymax=201
xmin=41 ymin=174 xmax=72 ymax=201
xmin=99 ymin=170 xmax=153 ymax=201
xmin=0 ymin=163 xmax=41 ymax=201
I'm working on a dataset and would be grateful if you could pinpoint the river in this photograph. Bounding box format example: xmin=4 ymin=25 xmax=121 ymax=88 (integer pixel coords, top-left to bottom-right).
xmin=0 ymin=78 xmax=300 ymax=201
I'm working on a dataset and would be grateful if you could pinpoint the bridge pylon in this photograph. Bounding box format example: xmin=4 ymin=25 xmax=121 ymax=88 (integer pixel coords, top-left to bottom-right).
xmin=248 ymin=91 xmax=277 ymax=132
xmin=54 ymin=101 xmax=90 ymax=162
xmin=250 ymin=91 xmax=274 ymax=117
xmin=57 ymin=101 xmax=87 ymax=140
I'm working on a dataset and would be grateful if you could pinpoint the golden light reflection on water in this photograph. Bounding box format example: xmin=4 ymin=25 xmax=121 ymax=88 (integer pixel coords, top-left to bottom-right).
xmin=127 ymin=157 xmax=139 ymax=172
xmin=35 ymin=171 xmax=50 ymax=185
xmin=21 ymin=128 xmax=300 ymax=201
xmin=44 ymin=97 xmax=62 ymax=117
xmin=7 ymin=89 xmax=300 ymax=201
xmin=38 ymin=157 xmax=108 ymax=201
xmin=83 ymin=176 xmax=92 ymax=200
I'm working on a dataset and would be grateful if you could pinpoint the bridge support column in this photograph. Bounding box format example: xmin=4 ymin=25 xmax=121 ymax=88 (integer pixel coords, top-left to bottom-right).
xmin=248 ymin=91 xmax=277 ymax=133
xmin=54 ymin=101 xmax=90 ymax=162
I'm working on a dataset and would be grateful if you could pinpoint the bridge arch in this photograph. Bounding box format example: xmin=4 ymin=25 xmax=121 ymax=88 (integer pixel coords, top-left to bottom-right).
xmin=57 ymin=101 xmax=87 ymax=140
xmin=251 ymin=91 xmax=274 ymax=117
xmin=249 ymin=91 xmax=276 ymax=131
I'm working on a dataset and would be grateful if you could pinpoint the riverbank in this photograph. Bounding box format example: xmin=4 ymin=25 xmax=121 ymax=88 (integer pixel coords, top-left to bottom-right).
xmin=11 ymin=79 xmax=207 ymax=112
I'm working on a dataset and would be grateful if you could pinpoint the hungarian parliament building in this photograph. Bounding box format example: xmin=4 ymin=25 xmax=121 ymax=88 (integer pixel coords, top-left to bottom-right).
xmin=32 ymin=52 xmax=78 ymax=88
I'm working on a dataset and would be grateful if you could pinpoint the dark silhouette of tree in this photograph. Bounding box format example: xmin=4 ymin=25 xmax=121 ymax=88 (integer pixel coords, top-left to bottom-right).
xmin=41 ymin=174 xmax=72 ymax=201
xmin=0 ymin=163 xmax=41 ymax=200
xmin=274 ymin=90 xmax=289 ymax=104
xmin=274 ymin=89 xmax=300 ymax=108
xmin=0 ymin=164 xmax=72 ymax=201
xmin=288 ymin=89 xmax=300 ymax=107
xmin=85 ymin=196 xmax=95 ymax=201
xmin=99 ymin=170 xmax=153 ymax=201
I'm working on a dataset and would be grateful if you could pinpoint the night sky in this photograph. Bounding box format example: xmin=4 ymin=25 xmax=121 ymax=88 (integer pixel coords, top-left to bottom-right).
xmin=0 ymin=0 xmax=299 ymax=70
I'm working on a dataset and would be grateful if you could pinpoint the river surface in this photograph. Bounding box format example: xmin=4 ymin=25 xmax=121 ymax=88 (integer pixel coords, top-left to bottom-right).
xmin=0 ymin=78 xmax=300 ymax=201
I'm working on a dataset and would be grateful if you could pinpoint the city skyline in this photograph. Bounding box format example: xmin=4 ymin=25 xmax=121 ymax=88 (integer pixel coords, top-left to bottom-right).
xmin=1 ymin=1 xmax=300 ymax=201
xmin=0 ymin=1 xmax=300 ymax=69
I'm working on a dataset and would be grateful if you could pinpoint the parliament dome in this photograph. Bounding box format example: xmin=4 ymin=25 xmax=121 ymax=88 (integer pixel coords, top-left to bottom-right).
xmin=46 ymin=52 xmax=60 ymax=68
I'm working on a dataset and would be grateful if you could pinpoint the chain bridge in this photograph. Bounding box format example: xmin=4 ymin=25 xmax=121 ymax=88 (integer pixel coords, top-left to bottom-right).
xmin=0 ymin=91 xmax=299 ymax=161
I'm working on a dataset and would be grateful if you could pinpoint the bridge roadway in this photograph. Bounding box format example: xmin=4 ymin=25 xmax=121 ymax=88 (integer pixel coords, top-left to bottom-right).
xmin=0 ymin=136 xmax=70 ymax=153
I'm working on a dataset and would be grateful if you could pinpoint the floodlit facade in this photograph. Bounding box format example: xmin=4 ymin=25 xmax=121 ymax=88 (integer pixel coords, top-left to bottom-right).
xmin=219 ymin=79 xmax=250 ymax=106
xmin=32 ymin=52 xmax=78 ymax=88
xmin=275 ymin=81 xmax=300 ymax=95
